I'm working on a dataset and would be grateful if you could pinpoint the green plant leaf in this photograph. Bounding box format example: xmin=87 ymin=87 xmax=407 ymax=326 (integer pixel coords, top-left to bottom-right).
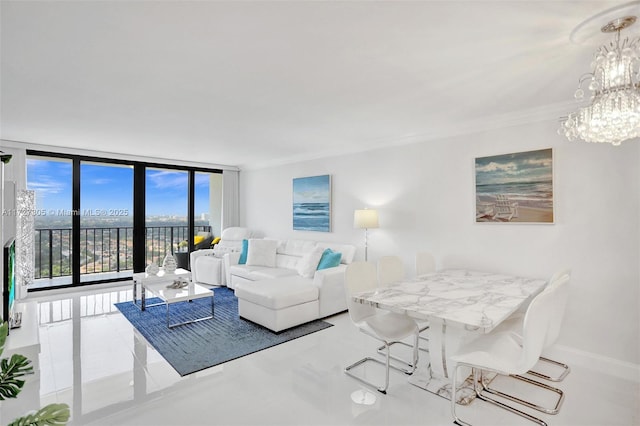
xmin=0 ymin=353 xmax=33 ymax=400
xmin=7 ymin=403 xmax=71 ymax=426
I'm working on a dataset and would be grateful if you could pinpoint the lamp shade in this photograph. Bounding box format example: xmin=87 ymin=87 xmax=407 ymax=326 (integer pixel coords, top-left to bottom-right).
xmin=354 ymin=209 xmax=379 ymax=229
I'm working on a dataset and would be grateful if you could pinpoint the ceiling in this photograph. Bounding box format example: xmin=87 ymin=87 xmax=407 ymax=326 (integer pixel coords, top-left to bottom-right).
xmin=1 ymin=1 xmax=638 ymax=169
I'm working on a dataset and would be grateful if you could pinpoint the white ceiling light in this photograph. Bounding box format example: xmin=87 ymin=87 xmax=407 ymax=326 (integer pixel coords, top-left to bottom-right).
xmin=559 ymin=15 xmax=640 ymax=146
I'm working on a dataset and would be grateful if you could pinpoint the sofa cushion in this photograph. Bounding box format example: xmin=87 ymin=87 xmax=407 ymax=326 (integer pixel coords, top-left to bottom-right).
xmin=249 ymin=268 xmax=299 ymax=280
xmin=229 ymin=265 xmax=298 ymax=281
xmin=274 ymin=254 xmax=298 ymax=270
xmin=246 ymin=239 xmax=277 ymax=267
xmin=278 ymin=239 xmax=317 ymax=257
xmin=234 ymin=276 xmax=318 ymax=310
xmin=296 ymin=246 xmax=325 ymax=278
xmin=317 ymin=248 xmax=342 ymax=270
xmin=238 ymin=239 xmax=249 ymax=264
xmin=229 ymin=264 xmax=265 ymax=280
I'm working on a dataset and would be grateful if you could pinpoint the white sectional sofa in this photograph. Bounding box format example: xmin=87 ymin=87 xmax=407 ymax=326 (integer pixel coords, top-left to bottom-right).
xmin=225 ymin=239 xmax=356 ymax=332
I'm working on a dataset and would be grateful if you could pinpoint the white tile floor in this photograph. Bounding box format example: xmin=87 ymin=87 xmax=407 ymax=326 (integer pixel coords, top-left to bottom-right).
xmin=3 ymin=282 xmax=639 ymax=426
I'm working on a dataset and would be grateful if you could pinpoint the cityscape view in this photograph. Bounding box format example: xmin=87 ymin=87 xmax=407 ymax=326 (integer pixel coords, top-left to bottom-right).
xmin=27 ymin=158 xmax=216 ymax=282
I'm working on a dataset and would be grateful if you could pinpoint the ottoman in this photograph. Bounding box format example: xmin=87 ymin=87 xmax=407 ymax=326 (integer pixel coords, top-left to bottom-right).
xmin=234 ymin=276 xmax=320 ymax=332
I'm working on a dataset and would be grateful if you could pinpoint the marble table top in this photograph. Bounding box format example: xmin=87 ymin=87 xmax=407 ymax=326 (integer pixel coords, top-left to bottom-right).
xmin=352 ymin=269 xmax=547 ymax=333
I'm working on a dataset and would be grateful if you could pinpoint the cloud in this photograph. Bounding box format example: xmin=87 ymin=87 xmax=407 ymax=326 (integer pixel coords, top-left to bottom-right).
xmin=476 ymin=161 xmax=518 ymax=173
xmin=524 ymin=158 xmax=552 ymax=167
xmin=27 ymin=178 xmax=68 ymax=195
xmin=90 ymin=178 xmax=113 ymax=185
xmin=147 ymin=170 xmax=188 ymax=189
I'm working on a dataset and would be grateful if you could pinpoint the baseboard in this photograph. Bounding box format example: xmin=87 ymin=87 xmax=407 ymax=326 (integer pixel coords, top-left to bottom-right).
xmin=545 ymin=344 xmax=640 ymax=382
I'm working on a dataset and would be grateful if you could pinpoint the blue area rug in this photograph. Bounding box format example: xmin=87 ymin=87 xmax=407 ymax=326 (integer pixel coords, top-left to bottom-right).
xmin=115 ymin=287 xmax=333 ymax=376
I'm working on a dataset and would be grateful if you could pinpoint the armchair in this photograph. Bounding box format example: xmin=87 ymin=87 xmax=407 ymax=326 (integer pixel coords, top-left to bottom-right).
xmin=191 ymin=227 xmax=253 ymax=286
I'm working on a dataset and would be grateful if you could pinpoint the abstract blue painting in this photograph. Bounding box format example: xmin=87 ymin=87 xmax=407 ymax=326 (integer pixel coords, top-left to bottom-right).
xmin=293 ymin=175 xmax=331 ymax=232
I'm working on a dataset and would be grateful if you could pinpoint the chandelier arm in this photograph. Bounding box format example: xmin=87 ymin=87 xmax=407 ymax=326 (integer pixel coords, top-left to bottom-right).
xmin=577 ymin=73 xmax=593 ymax=87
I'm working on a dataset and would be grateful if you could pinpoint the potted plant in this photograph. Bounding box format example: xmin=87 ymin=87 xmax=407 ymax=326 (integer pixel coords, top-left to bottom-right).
xmin=0 ymin=322 xmax=69 ymax=425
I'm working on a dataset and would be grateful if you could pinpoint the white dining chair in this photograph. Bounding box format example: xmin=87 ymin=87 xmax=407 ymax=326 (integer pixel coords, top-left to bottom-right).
xmin=377 ymin=255 xmax=405 ymax=287
xmin=450 ymin=279 xmax=565 ymax=426
xmin=344 ymin=261 xmax=419 ymax=394
xmin=527 ymin=269 xmax=571 ymax=382
xmin=415 ymin=252 xmax=436 ymax=277
xmin=493 ymin=269 xmax=572 ymax=382
xmin=376 ymin=256 xmax=429 ymax=363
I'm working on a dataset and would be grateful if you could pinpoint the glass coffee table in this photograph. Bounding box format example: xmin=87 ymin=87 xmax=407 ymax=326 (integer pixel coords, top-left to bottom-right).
xmin=133 ymin=268 xmax=214 ymax=328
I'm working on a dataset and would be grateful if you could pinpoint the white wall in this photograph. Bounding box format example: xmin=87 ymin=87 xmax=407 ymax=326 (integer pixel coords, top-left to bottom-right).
xmin=241 ymin=120 xmax=640 ymax=366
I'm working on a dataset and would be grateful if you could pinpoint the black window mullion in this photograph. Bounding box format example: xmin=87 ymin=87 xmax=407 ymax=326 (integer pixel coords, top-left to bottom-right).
xmin=133 ymin=164 xmax=146 ymax=273
xmin=72 ymin=158 xmax=81 ymax=285
xmin=188 ymin=171 xmax=195 ymax=269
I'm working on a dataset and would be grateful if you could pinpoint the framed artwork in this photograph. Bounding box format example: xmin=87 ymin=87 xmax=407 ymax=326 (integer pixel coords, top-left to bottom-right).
xmin=475 ymin=148 xmax=553 ymax=223
xmin=293 ymin=174 xmax=331 ymax=232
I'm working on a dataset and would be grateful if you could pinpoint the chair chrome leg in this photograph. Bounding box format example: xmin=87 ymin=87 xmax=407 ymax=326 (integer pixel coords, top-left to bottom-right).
xmin=479 ymin=371 xmax=565 ymax=415
xmin=527 ymin=356 xmax=570 ymax=382
xmin=376 ymin=340 xmax=428 ymax=367
xmin=345 ymin=357 xmax=385 ymax=393
xmin=345 ymin=341 xmax=414 ymax=394
xmin=475 ymin=391 xmax=548 ymax=426
xmin=450 ymin=364 xmax=472 ymax=426
xmin=383 ymin=343 xmax=390 ymax=393
xmin=376 ymin=325 xmax=429 ymax=367
xmin=452 ymin=364 xmax=549 ymax=426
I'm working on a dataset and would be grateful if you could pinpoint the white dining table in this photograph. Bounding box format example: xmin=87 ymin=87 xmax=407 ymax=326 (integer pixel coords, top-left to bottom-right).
xmin=352 ymin=269 xmax=547 ymax=402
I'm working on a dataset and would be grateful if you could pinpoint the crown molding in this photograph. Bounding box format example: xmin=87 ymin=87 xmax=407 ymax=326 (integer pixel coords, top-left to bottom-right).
xmin=240 ymin=101 xmax=575 ymax=170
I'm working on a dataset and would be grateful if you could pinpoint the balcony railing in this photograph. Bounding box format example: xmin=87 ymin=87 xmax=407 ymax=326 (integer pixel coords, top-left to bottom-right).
xmin=34 ymin=225 xmax=212 ymax=280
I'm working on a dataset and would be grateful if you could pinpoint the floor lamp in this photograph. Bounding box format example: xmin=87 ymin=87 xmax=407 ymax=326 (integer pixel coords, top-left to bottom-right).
xmin=354 ymin=209 xmax=379 ymax=262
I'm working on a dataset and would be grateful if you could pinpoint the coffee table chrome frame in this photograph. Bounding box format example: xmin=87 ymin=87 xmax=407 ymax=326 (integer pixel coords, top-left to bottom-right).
xmin=132 ymin=279 xmax=215 ymax=328
xmin=165 ymin=293 xmax=214 ymax=329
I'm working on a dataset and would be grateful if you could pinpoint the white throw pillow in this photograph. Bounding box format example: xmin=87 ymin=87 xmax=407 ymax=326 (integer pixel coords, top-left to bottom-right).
xmin=296 ymin=246 xmax=325 ymax=278
xmin=246 ymin=239 xmax=278 ymax=267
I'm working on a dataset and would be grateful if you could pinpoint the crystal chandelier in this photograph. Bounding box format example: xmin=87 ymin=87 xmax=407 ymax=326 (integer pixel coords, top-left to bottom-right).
xmin=559 ymin=16 xmax=640 ymax=146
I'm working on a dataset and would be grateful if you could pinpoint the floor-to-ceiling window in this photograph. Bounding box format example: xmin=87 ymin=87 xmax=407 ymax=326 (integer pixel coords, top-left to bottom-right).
xmin=80 ymin=162 xmax=134 ymax=282
xmin=26 ymin=151 xmax=221 ymax=290
xmin=27 ymin=157 xmax=74 ymax=288
xmin=145 ymin=167 xmax=189 ymax=266
xmin=190 ymin=171 xmax=222 ymax=269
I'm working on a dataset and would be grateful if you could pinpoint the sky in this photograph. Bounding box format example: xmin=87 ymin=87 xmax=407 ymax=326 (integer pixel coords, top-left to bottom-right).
xmin=292 ymin=174 xmax=330 ymax=204
xmin=27 ymin=159 xmax=212 ymax=217
xmin=475 ymin=148 xmax=552 ymax=186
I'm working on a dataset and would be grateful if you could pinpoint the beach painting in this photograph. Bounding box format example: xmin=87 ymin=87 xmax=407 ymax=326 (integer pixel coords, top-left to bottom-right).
xmin=293 ymin=174 xmax=331 ymax=232
xmin=475 ymin=148 xmax=553 ymax=223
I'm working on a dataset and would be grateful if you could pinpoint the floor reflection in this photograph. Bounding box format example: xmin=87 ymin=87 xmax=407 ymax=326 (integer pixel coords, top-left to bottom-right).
xmin=34 ymin=285 xmax=219 ymax=424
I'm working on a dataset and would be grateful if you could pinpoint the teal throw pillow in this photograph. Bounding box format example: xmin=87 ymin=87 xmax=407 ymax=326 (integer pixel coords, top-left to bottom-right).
xmin=317 ymin=248 xmax=342 ymax=270
xmin=238 ymin=239 xmax=249 ymax=265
